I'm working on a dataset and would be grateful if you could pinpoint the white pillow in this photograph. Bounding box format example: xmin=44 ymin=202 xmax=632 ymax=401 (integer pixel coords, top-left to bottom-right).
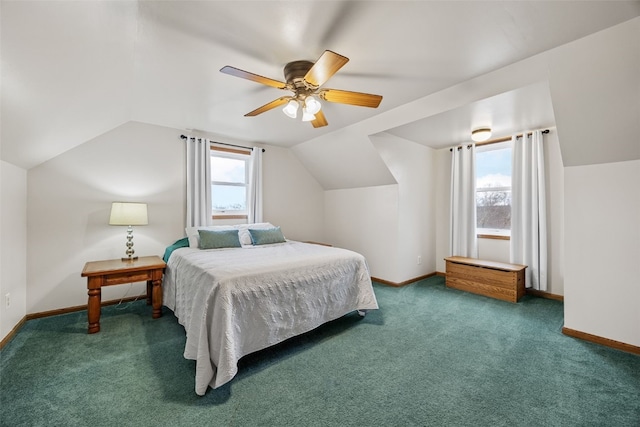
xmin=185 ymin=222 xmax=277 ymax=248
xmin=236 ymin=222 xmax=277 ymax=246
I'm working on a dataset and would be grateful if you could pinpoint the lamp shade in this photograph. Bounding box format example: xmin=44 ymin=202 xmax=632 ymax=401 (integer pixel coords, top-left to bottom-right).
xmin=109 ymin=202 xmax=148 ymax=226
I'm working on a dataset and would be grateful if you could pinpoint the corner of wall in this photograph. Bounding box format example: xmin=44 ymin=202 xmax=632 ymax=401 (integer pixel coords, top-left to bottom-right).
xmin=1 ymin=160 xmax=28 ymax=342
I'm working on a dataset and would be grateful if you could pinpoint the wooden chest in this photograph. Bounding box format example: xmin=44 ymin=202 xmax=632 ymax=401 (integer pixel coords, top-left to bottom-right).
xmin=444 ymin=256 xmax=527 ymax=303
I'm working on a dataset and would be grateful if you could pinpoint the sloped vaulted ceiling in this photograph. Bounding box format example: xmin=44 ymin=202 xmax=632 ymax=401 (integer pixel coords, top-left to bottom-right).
xmin=547 ymin=17 xmax=640 ymax=167
xmin=1 ymin=1 xmax=138 ymax=169
xmin=2 ymin=1 xmax=639 ymax=175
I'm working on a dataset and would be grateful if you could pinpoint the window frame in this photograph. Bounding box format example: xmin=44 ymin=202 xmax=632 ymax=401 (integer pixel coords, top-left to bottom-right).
xmin=475 ymin=140 xmax=512 ymax=239
xmin=210 ymin=146 xmax=251 ymax=220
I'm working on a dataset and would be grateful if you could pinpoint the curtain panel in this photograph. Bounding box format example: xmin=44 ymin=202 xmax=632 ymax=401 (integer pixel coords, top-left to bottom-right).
xmin=248 ymin=148 xmax=263 ymax=224
xmin=185 ymin=137 xmax=212 ymax=228
xmin=450 ymin=144 xmax=478 ymax=258
xmin=510 ymin=130 xmax=548 ymax=290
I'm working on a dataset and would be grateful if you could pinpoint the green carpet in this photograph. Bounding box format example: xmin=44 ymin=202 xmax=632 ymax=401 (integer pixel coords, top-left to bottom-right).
xmin=1 ymin=277 xmax=639 ymax=426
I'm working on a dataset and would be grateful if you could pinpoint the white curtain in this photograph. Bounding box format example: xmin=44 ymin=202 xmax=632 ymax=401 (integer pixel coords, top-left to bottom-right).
xmin=510 ymin=130 xmax=547 ymax=290
xmin=248 ymin=148 xmax=263 ymax=224
xmin=185 ymin=137 xmax=212 ymax=228
xmin=450 ymin=144 xmax=478 ymax=258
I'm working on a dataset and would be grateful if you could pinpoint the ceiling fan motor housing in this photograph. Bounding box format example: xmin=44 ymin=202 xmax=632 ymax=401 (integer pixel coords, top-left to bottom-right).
xmin=284 ymin=60 xmax=317 ymax=94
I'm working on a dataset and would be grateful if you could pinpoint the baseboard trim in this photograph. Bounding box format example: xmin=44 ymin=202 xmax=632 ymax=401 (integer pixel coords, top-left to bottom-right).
xmin=0 ymin=295 xmax=146 ymax=350
xmin=562 ymin=326 xmax=640 ymax=356
xmin=26 ymin=294 xmax=147 ymax=320
xmin=0 ymin=316 xmax=27 ymax=351
xmin=372 ymin=272 xmax=438 ymax=287
xmin=525 ymin=289 xmax=564 ymax=302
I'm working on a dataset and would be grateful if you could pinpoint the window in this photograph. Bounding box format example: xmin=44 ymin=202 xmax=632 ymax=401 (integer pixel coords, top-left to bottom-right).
xmin=210 ymin=148 xmax=250 ymax=218
xmin=475 ymin=141 xmax=512 ymax=238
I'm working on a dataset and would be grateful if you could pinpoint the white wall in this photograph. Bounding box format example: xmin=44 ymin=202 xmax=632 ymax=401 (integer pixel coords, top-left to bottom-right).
xmin=547 ymin=18 xmax=639 ymax=346
xmin=261 ymin=145 xmax=325 ymax=243
xmin=1 ymin=161 xmax=28 ymax=341
xmin=371 ymin=133 xmax=437 ymax=281
xmin=25 ymin=121 xmax=324 ymax=314
xmin=27 ymin=122 xmax=185 ymax=313
xmin=324 ymin=185 xmax=399 ymax=282
xmin=323 ymin=132 xmax=437 ymax=285
xmin=564 ymin=160 xmax=640 ymax=347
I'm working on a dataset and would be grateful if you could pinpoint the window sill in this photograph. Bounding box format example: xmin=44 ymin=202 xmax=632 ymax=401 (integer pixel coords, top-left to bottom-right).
xmin=212 ymin=214 xmax=248 ymax=220
xmin=477 ymin=234 xmax=510 ymax=241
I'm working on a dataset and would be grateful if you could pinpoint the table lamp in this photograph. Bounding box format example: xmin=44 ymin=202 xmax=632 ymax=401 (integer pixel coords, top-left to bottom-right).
xmin=109 ymin=202 xmax=148 ymax=261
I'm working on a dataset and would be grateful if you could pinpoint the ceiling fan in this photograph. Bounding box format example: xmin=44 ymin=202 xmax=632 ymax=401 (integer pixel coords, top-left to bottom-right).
xmin=220 ymin=50 xmax=383 ymax=128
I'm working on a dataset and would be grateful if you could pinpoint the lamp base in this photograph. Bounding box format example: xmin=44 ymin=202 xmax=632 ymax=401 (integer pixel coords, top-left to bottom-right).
xmin=122 ymin=226 xmax=137 ymax=261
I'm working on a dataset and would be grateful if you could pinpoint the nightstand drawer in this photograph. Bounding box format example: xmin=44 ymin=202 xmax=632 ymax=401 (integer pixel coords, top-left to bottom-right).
xmin=103 ymin=271 xmax=152 ymax=286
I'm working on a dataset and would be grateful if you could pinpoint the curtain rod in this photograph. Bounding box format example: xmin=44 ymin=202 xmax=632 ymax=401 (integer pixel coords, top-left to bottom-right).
xmin=476 ymin=128 xmax=550 ymax=147
xmin=450 ymin=128 xmax=550 ymax=151
xmin=180 ymin=135 xmax=265 ymax=152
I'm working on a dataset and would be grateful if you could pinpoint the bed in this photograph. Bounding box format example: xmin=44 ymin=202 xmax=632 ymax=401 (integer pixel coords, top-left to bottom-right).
xmin=162 ymin=223 xmax=379 ymax=395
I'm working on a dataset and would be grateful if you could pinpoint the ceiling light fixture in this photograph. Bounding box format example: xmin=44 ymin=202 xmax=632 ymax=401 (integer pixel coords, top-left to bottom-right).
xmin=304 ymin=96 xmax=322 ymax=115
xmin=282 ymin=99 xmax=299 ymax=118
xmin=471 ymin=128 xmax=492 ymax=142
xmin=301 ymin=108 xmax=315 ymax=122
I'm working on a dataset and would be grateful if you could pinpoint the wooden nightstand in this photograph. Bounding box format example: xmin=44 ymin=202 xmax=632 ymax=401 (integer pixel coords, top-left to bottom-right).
xmin=81 ymin=255 xmax=166 ymax=334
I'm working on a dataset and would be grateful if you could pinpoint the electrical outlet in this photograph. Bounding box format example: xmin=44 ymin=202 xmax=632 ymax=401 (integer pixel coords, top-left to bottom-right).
xmin=5 ymin=293 xmax=10 ymax=308
xmin=417 ymin=256 xmax=422 ymax=265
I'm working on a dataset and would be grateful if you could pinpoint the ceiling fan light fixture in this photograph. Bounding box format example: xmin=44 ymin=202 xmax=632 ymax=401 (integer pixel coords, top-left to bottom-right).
xmin=283 ymin=99 xmax=299 ymax=118
xmin=301 ymin=108 xmax=315 ymax=122
xmin=304 ymin=96 xmax=322 ymax=115
xmin=471 ymin=128 xmax=492 ymax=142
xmin=221 ymin=50 xmax=382 ymax=128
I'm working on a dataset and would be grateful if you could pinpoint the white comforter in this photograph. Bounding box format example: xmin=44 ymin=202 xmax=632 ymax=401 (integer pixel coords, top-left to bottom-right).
xmin=163 ymin=241 xmax=378 ymax=395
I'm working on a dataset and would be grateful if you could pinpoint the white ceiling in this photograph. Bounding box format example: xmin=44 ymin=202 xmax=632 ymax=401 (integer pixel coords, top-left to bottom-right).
xmin=2 ymin=1 xmax=639 ymax=169
xmin=386 ymin=81 xmax=556 ymax=149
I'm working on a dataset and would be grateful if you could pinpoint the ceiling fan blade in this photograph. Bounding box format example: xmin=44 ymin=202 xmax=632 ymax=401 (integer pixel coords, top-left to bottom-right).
xmin=220 ymin=66 xmax=287 ymax=89
xmin=319 ymin=89 xmax=383 ymax=108
xmin=304 ymin=50 xmax=349 ymax=87
xmin=310 ymin=110 xmax=328 ymax=128
xmin=245 ymin=97 xmax=291 ymax=117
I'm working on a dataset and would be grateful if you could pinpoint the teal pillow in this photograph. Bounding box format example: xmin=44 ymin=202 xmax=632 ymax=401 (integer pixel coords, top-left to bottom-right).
xmin=198 ymin=229 xmax=242 ymax=249
xmin=249 ymin=227 xmax=286 ymax=245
